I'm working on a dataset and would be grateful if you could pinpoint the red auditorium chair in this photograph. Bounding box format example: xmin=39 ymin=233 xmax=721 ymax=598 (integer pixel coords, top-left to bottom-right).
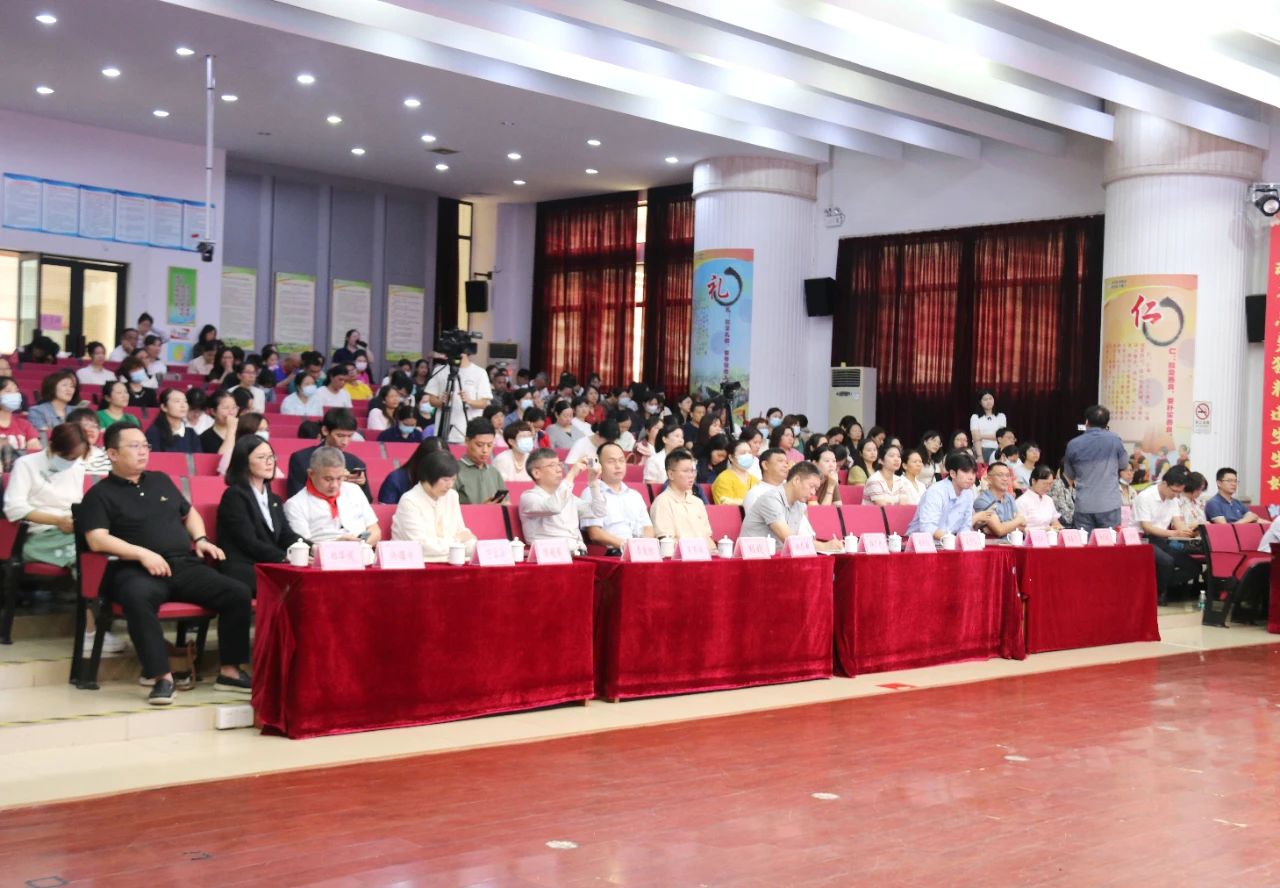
xmin=840 ymin=504 xmax=888 ymax=535
xmin=188 ymin=475 xmax=228 ymax=505
xmin=504 ymin=504 xmax=524 ymax=541
xmin=190 ymin=453 xmax=221 ymax=475
xmin=505 ymin=481 xmax=535 ymax=503
xmin=838 ymin=484 xmax=864 ymax=505
xmin=0 ymin=518 xmax=75 ymax=645
xmin=194 ymin=503 xmax=220 ymax=544
xmin=270 ymin=477 xmax=288 ymax=500
xmin=706 ymin=504 xmax=743 ymax=542
xmin=461 ymin=504 xmax=511 ymax=540
xmin=806 ymin=504 xmax=842 ymax=540
xmin=269 ymin=437 xmax=313 ymax=466
xmin=383 ymin=442 xmax=419 ymax=465
xmin=882 ymin=505 xmax=916 ymax=536
xmin=268 ymin=415 xmax=306 ymax=437
xmin=1234 ymin=523 xmax=1264 ymax=551
xmin=346 ymin=441 xmax=385 ymax=461
xmin=624 ymin=481 xmax=652 ymax=504
xmin=146 ymin=452 xmax=190 ymax=476
xmin=372 ymin=504 xmax=396 ymax=541
xmin=624 ymin=464 xmax=645 ymax=482
xmin=364 ymin=459 xmax=395 ymax=503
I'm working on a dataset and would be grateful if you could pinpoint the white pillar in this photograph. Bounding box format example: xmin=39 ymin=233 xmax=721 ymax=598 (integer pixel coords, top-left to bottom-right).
xmin=1102 ymin=107 xmax=1262 ymax=478
xmin=693 ymin=157 xmax=818 ymax=417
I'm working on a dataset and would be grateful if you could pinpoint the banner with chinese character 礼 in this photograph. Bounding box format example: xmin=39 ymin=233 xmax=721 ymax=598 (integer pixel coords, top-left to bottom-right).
xmin=690 ymin=249 xmax=753 ymax=424
xmin=1100 ymin=274 xmax=1197 ymax=479
xmin=1260 ymin=226 xmax=1280 ymax=505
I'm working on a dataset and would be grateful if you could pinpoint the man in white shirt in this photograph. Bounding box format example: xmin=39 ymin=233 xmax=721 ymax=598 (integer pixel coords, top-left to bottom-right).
xmin=312 ymin=362 xmax=355 ymax=413
xmin=108 ymin=328 xmax=139 ymax=362
xmin=143 ymin=335 xmax=168 ymax=378
xmin=518 ymin=448 xmax=605 ymax=554
xmin=582 ymin=441 xmax=653 ymax=551
xmin=1132 ymin=463 xmax=1196 ymax=604
xmin=425 ymin=351 xmax=493 ymax=444
xmin=284 ymin=446 xmax=381 ymax=544
xmin=740 ymin=462 xmax=842 ymax=552
xmin=742 ymin=448 xmax=790 ymax=513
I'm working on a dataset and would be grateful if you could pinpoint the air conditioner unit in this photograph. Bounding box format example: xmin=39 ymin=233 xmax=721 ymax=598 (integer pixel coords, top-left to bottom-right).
xmin=828 ymin=366 xmax=876 ymax=431
xmin=484 ymin=341 xmax=519 ymax=367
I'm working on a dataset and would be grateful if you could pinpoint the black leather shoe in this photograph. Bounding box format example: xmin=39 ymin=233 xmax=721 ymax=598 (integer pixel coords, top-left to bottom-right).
xmin=214 ymin=668 xmax=252 ymax=693
xmin=148 ymin=678 xmax=176 ymax=706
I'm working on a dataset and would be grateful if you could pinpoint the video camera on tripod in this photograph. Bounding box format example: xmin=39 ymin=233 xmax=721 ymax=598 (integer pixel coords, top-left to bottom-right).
xmin=437 ymin=327 xmax=482 ymax=365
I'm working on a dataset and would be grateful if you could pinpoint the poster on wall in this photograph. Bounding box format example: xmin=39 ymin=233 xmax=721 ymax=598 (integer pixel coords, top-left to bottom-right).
xmin=690 ymin=249 xmax=754 ymax=423
xmin=166 ymin=267 xmax=197 ymax=363
xmin=1259 ymin=226 xmax=1280 ymax=506
xmin=220 ymin=266 xmax=257 ymax=349
xmin=273 ymin=272 xmax=316 ymax=355
xmin=384 ymin=284 xmax=425 ymax=362
xmin=182 ymin=201 xmax=209 ymax=247
xmin=1100 ymin=274 xmax=1197 ymax=479
xmin=150 ymin=198 xmax=184 ymax=249
xmin=331 ymin=280 xmax=372 ymax=349
xmin=2 ymin=174 xmax=41 ymax=230
xmin=78 ymin=186 xmax=115 ymax=240
xmin=40 ymin=180 xmax=79 ymax=235
xmin=114 ymin=191 xmax=151 ymax=244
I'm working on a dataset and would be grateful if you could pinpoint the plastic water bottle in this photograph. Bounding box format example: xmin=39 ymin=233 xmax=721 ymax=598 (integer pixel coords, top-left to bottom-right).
xmin=1197 ymin=589 xmax=1206 ymax=611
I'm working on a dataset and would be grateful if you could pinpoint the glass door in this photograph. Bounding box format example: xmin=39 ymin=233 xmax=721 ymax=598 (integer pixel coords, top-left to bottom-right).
xmin=35 ymin=255 xmax=126 ymax=356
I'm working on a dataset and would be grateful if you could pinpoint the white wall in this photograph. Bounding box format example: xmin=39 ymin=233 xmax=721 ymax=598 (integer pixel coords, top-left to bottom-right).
xmin=490 ymin=202 xmax=536 ymax=370
xmin=0 ymin=108 xmax=226 ymax=354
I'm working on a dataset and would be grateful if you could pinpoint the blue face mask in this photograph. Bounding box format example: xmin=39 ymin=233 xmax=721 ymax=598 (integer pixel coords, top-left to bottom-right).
xmin=519 ymin=399 xmax=533 ymax=411
xmin=516 ymin=436 xmax=535 ymax=454
xmin=768 ymin=417 xmax=782 ymax=428
xmin=736 ymin=453 xmax=754 ymax=469
xmin=419 ymin=402 xmax=434 ymax=418
xmin=398 ymin=424 xmax=416 ymax=436
xmin=0 ymin=393 xmax=21 ymax=412
xmin=49 ymin=454 xmax=78 ymax=473
xmin=129 ymin=370 xmax=147 ymax=384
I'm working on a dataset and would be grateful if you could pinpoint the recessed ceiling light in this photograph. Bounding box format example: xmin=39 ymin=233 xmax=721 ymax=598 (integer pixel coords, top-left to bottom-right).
xmin=221 ymin=94 xmax=237 ymax=103
xmin=435 ymin=163 xmax=449 ymax=172
xmin=101 ymin=67 xmax=121 ymax=78
xmin=585 ymin=168 xmax=598 ymax=175
xmin=152 ymin=109 xmax=170 ymax=118
xmin=586 ymin=138 xmax=601 ymax=147
xmin=350 ymin=147 xmax=365 ymax=156
xmin=420 ymin=133 xmax=437 ymax=144
xmin=507 ymin=152 xmax=522 ymax=161
xmin=35 ymin=13 xmax=58 ymax=25
xmin=296 ymin=73 xmax=315 ymax=85
xmin=513 ymin=179 xmax=526 ymax=186
xmin=403 ymin=97 xmax=421 ymax=108
xmin=326 ymin=114 xmax=342 ymax=125
xmin=175 ymin=46 xmax=194 ymax=56
xmin=665 ymin=156 xmax=679 ymax=164
xmin=35 ymin=85 xmax=54 ymax=95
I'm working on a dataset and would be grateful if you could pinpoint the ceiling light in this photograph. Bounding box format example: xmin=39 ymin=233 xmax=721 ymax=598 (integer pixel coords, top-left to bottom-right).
xmin=351 ymin=147 xmax=365 ymax=156
xmin=36 ymin=13 xmax=57 ymax=24
xmin=152 ymin=109 xmax=170 ymax=118
xmin=101 ymin=67 xmax=121 ymax=78
xmin=513 ymin=179 xmax=526 ymax=186
xmin=35 ymin=85 xmax=54 ymax=95
xmin=435 ymin=163 xmax=449 ymax=172
xmin=326 ymin=114 xmax=342 ymax=125
xmin=1254 ymin=186 xmax=1280 ymax=217
xmin=507 ymin=152 xmax=522 ymax=161
xmin=296 ymin=73 xmax=315 ymax=85
xmin=420 ymin=133 xmax=437 ymax=144
xmin=403 ymin=97 xmax=421 ymax=108
xmin=585 ymin=168 xmax=598 ymax=175
xmin=221 ymin=94 xmax=238 ymax=103
xmin=175 ymin=46 xmax=194 ymax=56
xmin=664 ymin=156 xmax=679 ymax=164
xmin=587 ymin=138 xmax=601 ymax=147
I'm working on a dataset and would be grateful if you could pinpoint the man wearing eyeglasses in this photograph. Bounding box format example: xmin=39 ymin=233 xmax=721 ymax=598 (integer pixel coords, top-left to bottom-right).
xmin=78 ymin=424 xmax=254 ymax=706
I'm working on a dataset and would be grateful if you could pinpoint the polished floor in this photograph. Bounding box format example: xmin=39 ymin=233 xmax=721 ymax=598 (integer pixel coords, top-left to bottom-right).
xmin=4 ymin=642 xmax=1278 ymax=887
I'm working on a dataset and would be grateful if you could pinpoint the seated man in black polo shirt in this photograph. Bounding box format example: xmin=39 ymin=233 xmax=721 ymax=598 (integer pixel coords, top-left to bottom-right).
xmin=285 ymin=407 xmax=370 ymax=500
xmin=79 ymin=424 xmax=254 ymax=705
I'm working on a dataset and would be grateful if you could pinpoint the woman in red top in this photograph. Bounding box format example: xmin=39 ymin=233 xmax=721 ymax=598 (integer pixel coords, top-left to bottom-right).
xmin=0 ymin=376 xmax=42 ymax=468
xmin=584 ymin=385 xmax=607 ymax=425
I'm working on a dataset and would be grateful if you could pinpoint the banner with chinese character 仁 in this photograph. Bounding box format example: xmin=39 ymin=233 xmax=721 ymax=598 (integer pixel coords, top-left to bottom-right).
xmin=1260 ymin=226 xmax=1280 ymax=505
xmin=1100 ymin=274 xmax=1197 ymax=478
xmin=690 ymin=249 xmax=753 ymax=423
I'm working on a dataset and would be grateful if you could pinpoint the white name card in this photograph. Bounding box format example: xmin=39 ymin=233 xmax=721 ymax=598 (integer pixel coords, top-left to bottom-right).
xmin=782 ymin=535 xmax=817 ymax=557
xmin=1027 ymin=529 xmax=1051 ymax=548
xmin=1119 ymin=527 xmax=1142 ymax=545
xmin=622 ymin=537 xmax=662 ymax=562
xmin=1089 ymin=528 xmax=1117 ymax=547
xmin=860 ymin=532 xmax=889 ymax=554
xmin=957 ymin=531 xmax=985 ymax=552
xmin=675 ymin=538 xmax=712 ymax=561
xmin=905 ymin=532 xmax=936 ymax=553
xmin=734 ymin=536 xmax=772 ymax=560
xmin=1060 ymin=529 xmax=1086 ymax=548
xmin=376 ymin=541 xmax=424 ymax=570
xmin=473 ymin=539 xmax=516 ymax=567
xmin=529 ymin=538 xmax=573 ymax=564
xmin=314 ymin=541 xmax=365 ymax=571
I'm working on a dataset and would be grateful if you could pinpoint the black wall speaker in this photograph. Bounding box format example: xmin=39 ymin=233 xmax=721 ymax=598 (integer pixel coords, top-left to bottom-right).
xmin=804 ymin=277 xmax=836 ymax=317
xmin=465 ymin=280 xmax=489 ymax=314
xmin=1246 ymin=293 xmax=1264 ymax=343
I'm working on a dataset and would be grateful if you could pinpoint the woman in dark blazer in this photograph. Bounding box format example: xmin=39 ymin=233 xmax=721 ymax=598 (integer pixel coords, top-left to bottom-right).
xmin=217 ymin=433 xmax=299 ymax=594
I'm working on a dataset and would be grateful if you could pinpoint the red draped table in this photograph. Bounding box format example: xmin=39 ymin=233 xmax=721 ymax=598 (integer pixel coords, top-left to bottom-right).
xmin=1270 ymin=550 xmax=1280 ymax=635
xmin=832 ymin=549 xmax=1023 ymax=676
xmin=1013 ymin=545 xmax=1160 ymax=653
xmin=253 ymin=562 xmax=597 ymax=738
xmin=587 ymin=557 xmax=834 ymax=700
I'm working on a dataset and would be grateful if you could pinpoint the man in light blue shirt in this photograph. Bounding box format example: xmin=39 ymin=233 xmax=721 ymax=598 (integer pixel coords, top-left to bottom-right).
xmin=907 ymin=450 xmax=990 ymax=539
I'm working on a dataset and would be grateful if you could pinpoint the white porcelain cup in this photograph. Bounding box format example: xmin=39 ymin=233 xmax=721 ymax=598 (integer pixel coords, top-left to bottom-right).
xmin=940 ymin=533 xmax=957 ymax=551
xmin=287 ymin=542 xmax=309 ymax=567
xmin=1008 ymin=529 xmax=1024 ymax=547
xmin=843 ymin=534 xmax=859 ymax=554
xmin=717 ymin=537 xmax=734 ymax=559
xmin=447 ymin=542 xmax=467 ymax=566
xmin=887 ymin=534 xmax=903 ymax=553
xmin=510 ymin=539 xmax=525 ymax=562
xmin=659 ymin=537 xmax=676 ymax=559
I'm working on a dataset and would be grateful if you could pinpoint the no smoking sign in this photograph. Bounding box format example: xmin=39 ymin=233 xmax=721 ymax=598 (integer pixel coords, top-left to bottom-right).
xmin=1193 ymin=401 xmax=1211 ymax=434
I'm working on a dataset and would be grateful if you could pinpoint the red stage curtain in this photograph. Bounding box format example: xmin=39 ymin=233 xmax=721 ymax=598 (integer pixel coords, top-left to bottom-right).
xmin=434 ymin=197 xmax=460 ymax=337
xmin=831 ymin=216 xmax=1103 ymax=465
xmin=642 ymin=183 xmax=695 ymax=398
xmin=532 ymin=191 xmax=639 ymax=387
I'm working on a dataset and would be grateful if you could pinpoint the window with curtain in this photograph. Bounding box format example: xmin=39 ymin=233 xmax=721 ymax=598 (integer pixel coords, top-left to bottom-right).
xmin=532 ymin=191 xmax=639 ymax=387
xmin=831 ymin=215 xmax=1104 ymax=464
xmin=642 ymin=183 xmax=695 ymax=398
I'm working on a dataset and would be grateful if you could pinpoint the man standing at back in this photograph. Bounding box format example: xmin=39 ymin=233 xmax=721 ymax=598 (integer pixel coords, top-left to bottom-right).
xmin=1063 ymin=404 xmax=1129 ymax=533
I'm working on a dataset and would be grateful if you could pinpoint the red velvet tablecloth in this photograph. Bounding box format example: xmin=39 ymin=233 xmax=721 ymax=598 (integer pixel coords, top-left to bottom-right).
xmin=587 ymin=557 xmax=834 ymax=700
xmin=832 ymin=549 xmax=1023 ymax=676
xmin=1270 ymin=551 xmax=1280 ymax=635
xmin=1013 ymin=546 xmax=1160 ymax=653
xmin=253 ymin=562 xmax=597 ymax=738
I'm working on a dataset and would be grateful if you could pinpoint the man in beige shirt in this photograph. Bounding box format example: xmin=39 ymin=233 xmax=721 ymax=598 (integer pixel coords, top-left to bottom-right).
xmin=648 ymin=449 xmax=715 ymax=550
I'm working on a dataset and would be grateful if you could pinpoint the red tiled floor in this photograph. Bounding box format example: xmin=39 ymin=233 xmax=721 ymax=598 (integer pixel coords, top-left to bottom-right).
xmin=5 ymin=644 xmax=1280 ymax=886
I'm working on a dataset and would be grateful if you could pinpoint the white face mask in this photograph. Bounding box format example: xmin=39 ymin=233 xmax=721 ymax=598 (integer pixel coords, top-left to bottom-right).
xmin=301 ymin=384 xmax=317 ymax=397
xmin=355 ymin=360 xmax=368 ymax=371
xmin=516 ymin=436 xmax=535 ymax=454
xmin=256 ymin=430 xmax=270 ymax=441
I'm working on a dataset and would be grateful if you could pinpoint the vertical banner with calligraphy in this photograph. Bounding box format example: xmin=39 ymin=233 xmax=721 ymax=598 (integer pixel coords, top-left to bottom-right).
xmin=1260 ymin=226 xmax=1280 ymax=505
xmin=691 ymin=249 xmax=753 ymax=423
xmin=1100 ymin=274 xmax=1198 ymax=478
